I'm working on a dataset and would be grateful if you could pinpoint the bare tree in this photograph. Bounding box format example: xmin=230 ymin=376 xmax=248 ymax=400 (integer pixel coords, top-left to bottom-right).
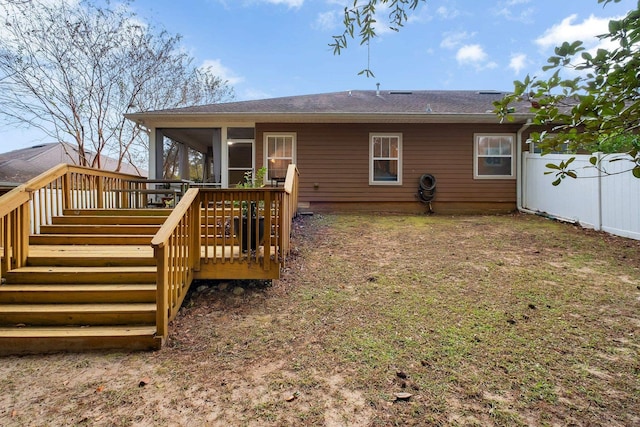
xmin=0 ymin=0 xmax=233 ymax=170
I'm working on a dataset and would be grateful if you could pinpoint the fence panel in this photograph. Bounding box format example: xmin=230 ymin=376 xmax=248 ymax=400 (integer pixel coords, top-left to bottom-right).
xmin=523 ymin=152 xmax=640 ymax=240
xmin=599 ymin=157 xmax=640 ymax=240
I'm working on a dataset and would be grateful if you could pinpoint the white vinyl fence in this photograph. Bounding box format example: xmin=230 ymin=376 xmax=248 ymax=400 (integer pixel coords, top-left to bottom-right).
xmin=522 ymin=152 xmax=640 ymax=240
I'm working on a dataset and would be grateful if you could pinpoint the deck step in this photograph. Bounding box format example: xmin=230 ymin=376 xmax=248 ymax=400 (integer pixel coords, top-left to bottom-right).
xmin=30 ymin=234 xmax=153 ymax=245
xmin=63 ymin=209 xmax=172 ymax=217
xmin=0 ymin=326 xmax=161 ymax=356
xmin=26 ymin=245 xmax=155 ymax=267
xmin=39 ymin=224 xmax=161 ymax=235
xmin=52 ymin=215 xmax=167 ymax=225
xmin=4 ymin=266 xmax=157 ymax=284
xmin=0 ymin=303 xmax=156 ymax=326
xmin=0 ymin=284 xmax=156 ymax=304
xmin=27 ymin=255 xmax=156 ymax=267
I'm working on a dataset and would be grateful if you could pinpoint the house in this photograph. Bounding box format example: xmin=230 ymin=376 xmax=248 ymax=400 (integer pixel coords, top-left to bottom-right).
xmin=0 ymin=142 xmax=145 ymax=186
xmin=126 ymin=89 xmax=535 ymax=214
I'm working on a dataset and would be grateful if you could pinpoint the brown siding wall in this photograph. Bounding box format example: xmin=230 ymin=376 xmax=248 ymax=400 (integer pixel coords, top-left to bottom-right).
xmin=257 ymin=122 xmax=527 ymax=213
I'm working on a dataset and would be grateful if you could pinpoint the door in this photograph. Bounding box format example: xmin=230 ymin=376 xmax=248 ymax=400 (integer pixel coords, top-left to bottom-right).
xmin=227 ymin=139 xmax=254 ymax=186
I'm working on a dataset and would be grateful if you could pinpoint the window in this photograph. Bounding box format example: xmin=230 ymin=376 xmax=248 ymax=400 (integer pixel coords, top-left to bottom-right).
xmin=264 ymin=133 xmax=296 ymax=182
xmin=370 ymin=133 xmax=402 ymax=185
xmin=531 ymin=135 xmax=570 ymax=154
xmin=474 ymin=134 xmax=515 ymax=179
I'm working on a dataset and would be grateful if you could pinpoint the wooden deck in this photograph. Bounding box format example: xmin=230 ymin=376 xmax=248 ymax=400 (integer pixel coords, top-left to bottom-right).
xmin=0 ymin=164 xmax=299 ymax=355
xmin=24 ymin=244 xmax=277 ymax=263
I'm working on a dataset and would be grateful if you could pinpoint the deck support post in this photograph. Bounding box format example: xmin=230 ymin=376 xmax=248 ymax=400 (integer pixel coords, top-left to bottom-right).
xmin=155 ymin=245 xmax=169 ymax=339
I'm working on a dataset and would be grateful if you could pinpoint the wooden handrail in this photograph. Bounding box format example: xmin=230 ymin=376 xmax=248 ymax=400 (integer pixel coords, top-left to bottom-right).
xmin=0 ymin=186 xmax=31 ymax=218
xmin=284 ymin=164 xmax=298 ymax=195
xmin=151 ymin=188 xmax=200 ymax=248
xmin=151 ymin=187 xmax=201 ymax=340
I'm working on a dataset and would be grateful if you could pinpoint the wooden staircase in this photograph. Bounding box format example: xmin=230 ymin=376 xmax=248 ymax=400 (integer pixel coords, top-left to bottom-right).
xmin=0 ymin=209 xmax=171 ymax=355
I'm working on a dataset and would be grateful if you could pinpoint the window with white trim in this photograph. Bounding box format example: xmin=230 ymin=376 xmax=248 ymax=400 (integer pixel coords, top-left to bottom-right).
xmin=264 ymin=133 xmax=296 ymax=182
xmin=474 ymin=134 xmax=515 ymax=179
xmin=370 ymin=133 xmax=402 ymax=185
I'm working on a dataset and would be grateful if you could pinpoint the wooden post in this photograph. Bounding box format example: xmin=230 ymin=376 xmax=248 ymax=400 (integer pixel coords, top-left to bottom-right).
xmin=155 ymin=244 xmax=169 ymax=340
xmin=62 ymin=171 xmax=71 ymax=210
xmin=17 ymin=204 xmax=29 ymax=268
xmin=263 ymin=190 xmax=271 ymax=271
xmin=192 ymin=198 xmax=201 ymax=271
xmin=97 ymin=176 xmax=104 ymax=209
xmin=1 ymin=215 xmax=9 ymax=276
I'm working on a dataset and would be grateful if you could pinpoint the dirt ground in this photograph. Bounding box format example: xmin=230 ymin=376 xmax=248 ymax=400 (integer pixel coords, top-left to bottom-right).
xmin=1 ymin=212 xmax=639 ymax=426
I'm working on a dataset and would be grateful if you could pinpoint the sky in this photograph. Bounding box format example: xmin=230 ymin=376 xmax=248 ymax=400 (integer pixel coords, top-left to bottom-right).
xmin=1 ymin=0 xmax=638 ymax=152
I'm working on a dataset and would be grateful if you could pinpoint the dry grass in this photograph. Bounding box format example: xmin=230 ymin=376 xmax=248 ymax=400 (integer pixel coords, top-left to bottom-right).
xmin=1 ymin=212 xmax=639 ymax=426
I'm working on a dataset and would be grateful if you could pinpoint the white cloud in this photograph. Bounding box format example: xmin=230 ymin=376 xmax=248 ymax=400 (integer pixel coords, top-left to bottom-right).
xmin=314 ymin=10 xmax=339 ymax=32
xmin=440 ymin=31 xmax=475 ymax=50
xmin=369 ymin=4 xmax=397 ymax=36
xmin=535 ymin=14 xmax=617 ymax=50
xmin=456 ymin=44 xmax=497 ymax=70
xmin=456 ymin=44 xmax=487 ymax=63
xmin=493 ymin=0 xmax=534 ymax=22
xmin=509 ymin=53 xmax=528 ymax=74
xmin=200 ymin=59 xmax=244 ymax=85
xmin=258 ymin=0 xmax=304 ymax=7
xmin=436 ymin=6 xmax=460 ymax=20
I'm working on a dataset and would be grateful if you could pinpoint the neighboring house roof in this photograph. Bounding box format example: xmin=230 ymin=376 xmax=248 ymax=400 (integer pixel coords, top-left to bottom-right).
xmin=0 ymin=142 xmax=146 ymax=183
xmin=126 ymin=90 xmax=534 ymax=126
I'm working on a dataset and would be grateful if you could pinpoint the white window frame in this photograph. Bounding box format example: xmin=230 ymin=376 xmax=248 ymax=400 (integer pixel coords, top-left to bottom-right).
xmin=264 ymin=132 xmax=296 ymax=184
xmin=473 ymin=133 xmax=516 ymax=179
xmin=369 ymin=133 xmax=403 ymax=185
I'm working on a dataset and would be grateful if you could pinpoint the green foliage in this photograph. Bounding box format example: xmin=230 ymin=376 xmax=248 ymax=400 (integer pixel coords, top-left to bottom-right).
xmin=584 ymin=134 xmax=640 ymax=153
xmin=236 ymin=167 xmax=267 ymax=189
xmin=544 ymin=157 xmax=577 ymax=186
xmin=495 ymin=0 xmax=640 ymax=181
xmin=235 ymin=167 xmax=267 ymax=217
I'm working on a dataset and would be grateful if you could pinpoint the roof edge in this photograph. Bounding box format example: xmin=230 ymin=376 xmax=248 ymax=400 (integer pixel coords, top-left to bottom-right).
xmin=125 ymin=111 xmax=534 ymax=126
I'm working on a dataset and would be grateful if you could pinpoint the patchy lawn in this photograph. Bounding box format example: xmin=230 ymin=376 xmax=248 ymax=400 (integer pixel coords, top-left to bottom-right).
xmin=1 ymin=213 xmax=639 ymax=426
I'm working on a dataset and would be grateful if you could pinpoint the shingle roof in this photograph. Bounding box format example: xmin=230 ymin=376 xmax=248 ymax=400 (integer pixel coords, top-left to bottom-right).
xmin=142 ymin=90 xmax=525 ymax=115
xmin=126 ymin=90 xmax=533 ymax=128
xmin=0 ymin=142 xmax=145 ymax=183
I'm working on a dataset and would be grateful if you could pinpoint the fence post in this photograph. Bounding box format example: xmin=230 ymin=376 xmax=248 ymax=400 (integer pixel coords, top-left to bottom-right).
xmin=595 ymin=152 xmax=603 ymax=231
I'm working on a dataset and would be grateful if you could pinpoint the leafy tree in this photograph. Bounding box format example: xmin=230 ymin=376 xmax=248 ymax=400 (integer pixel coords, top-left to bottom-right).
xmin=495 ymin=0 xmax=640 ymax=182
xmin=330 ymin=0 xmax=640 ymax=181
xmin=330 ymin=0 xmax=426 ymax=76
xmin=0 ymin=0 xmax=233 ymax=171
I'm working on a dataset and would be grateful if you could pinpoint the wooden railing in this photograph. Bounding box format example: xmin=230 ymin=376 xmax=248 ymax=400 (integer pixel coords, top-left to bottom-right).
xmin=152 ymin=164 xmax=299 ymax=342
xmin=0 ymin=188 xmax=30 ymax=276
xmin=199 ymin=164 xmax=300 ymax=268
xmin=1 ymin=162 xmax=300 ymax=345
xmin=281 ymin=164 xmax=300 ymax=259
xmin=151 ymin=188 xmax=201 ymax=340
xmin=0 ymin=164 xmax=146 ymax=279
